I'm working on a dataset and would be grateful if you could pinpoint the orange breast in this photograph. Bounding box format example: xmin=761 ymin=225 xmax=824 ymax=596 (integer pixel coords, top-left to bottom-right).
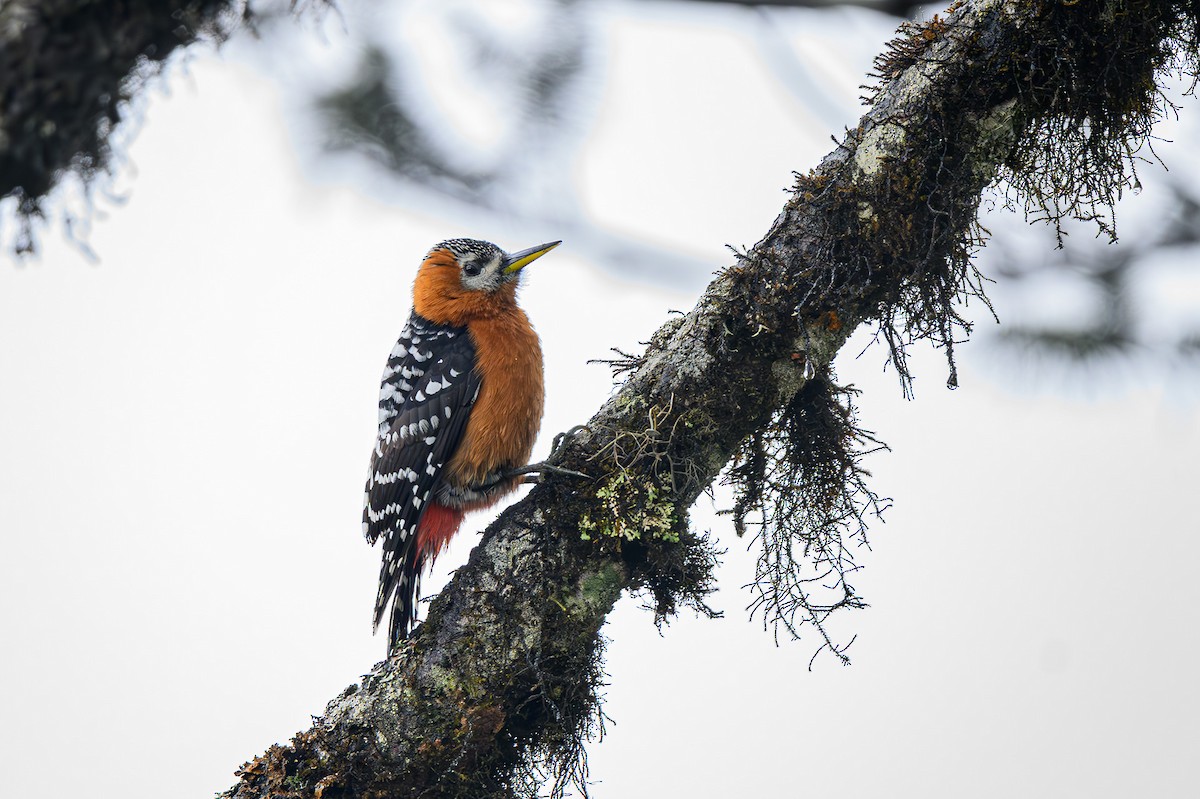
xmin=446 ymin=309 xmax=545 ymax=487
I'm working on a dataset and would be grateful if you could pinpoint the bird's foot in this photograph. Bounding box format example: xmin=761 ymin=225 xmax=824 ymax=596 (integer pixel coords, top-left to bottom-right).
xmin=506 ymin=425 xmax=591 ymax=484
xmin=549 ymin=425 xmax=589 ymax=457
xmin=509 ymin=463 xmax=590 ymax=484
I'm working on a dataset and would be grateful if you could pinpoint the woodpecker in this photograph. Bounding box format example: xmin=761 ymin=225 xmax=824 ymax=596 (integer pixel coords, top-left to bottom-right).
xmin=364 ymin=237 xmax=559 ymax=649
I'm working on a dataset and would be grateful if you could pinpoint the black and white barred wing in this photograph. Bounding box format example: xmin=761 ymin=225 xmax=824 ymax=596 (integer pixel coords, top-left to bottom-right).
xmin=363 ymin=313 xmax=479 ymax=634
xmin=371 ymin=313 xmax=473 ymax=446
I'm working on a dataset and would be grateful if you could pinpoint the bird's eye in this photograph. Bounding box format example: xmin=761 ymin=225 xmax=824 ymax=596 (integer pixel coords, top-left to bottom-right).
xmin=462 ymin=262 xmax=482 ymax=277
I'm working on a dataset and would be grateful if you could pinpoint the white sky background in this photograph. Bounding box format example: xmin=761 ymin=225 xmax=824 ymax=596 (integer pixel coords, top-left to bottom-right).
xmin=2 ymin=2 xmax=1199 ymax=797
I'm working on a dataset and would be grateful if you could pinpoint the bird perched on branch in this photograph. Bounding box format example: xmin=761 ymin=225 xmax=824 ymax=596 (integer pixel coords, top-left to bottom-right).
xmin=364 ymin=238 xmax=560 ymax=650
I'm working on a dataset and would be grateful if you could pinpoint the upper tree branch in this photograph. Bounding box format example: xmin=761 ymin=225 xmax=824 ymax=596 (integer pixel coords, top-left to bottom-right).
xmin=0 ymin=0 xmax=264 ymax=252
xmin=0 ymin=0 xmax=902 ymax=251
xmin=222 ymin=2 xmax=1197 ymax=797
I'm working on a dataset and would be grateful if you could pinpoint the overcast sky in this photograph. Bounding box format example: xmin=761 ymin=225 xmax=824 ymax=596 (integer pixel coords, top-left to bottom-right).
xmin=2 ymin=2 xmax=1198 ymax=797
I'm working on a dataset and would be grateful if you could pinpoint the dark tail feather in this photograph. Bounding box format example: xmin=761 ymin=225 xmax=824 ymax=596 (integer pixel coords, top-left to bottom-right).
xmin=380 ymin=505 xmax=465 ymax=650
xmin=387 ymin=564 xmax=422 ymax=651
xmin=373 ymin=537 xmax=423 ymax=651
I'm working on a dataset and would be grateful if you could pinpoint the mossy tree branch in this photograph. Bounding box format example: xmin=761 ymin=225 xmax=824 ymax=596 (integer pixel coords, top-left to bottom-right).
xmin=221 ymin=2 xmax=1198 ymax=797
xmin=0 ymin=0 xmax=296 ymax=253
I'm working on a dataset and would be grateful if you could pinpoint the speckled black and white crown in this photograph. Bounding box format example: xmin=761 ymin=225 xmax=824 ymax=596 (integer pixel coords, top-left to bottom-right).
xmin=429 ymin=238 xmax=504 ymax=262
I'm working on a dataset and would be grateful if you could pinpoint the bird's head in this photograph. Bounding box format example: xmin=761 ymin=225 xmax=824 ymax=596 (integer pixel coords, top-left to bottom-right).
xmin=414 ymin=238 xmax=560 ymax=325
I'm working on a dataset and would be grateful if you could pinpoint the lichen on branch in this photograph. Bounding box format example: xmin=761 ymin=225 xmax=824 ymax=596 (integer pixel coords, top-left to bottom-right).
xmin=725 ymin=372 xmax=889 ymax=664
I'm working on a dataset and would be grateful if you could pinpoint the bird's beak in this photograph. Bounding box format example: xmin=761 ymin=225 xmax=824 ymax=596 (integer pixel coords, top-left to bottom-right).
xmin=503 ymin=240 xmax=561 ymax=274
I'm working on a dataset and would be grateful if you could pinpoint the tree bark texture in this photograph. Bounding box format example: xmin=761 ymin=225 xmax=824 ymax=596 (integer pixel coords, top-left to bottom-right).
xmin=214 ymin=1 xmax=1196 ymax=797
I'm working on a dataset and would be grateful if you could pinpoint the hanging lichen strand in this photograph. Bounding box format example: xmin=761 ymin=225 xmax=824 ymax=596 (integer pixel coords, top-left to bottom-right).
xmin=720 ymin=0 xmax=1198 ymax=659
xmin=726 ymin=374 xmax=888 ymax=665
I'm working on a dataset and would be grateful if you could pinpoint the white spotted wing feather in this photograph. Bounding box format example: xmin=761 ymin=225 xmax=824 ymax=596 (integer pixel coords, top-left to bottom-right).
xmin=363 ymin=312 xmax=480 ymax=641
